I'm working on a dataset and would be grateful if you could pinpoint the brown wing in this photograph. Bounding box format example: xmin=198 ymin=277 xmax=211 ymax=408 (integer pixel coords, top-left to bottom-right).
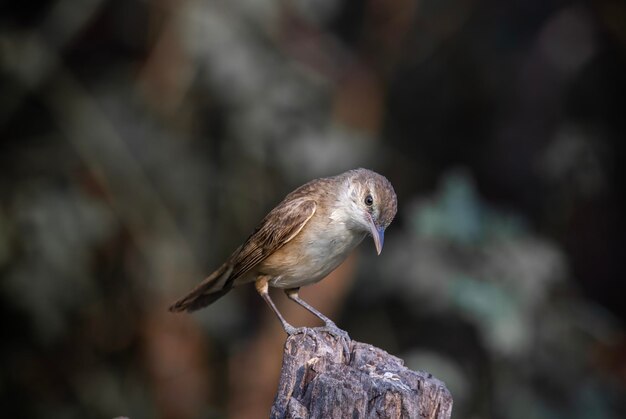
xmin=228 ymin=198 xmax=316 ymax=280
xmin=169 ymin=198 xmax=316 ymax=313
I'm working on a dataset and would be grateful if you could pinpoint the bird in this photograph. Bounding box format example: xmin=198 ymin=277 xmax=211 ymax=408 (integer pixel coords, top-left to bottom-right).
xmin=169 ymin=168 xmax=397 ymax=335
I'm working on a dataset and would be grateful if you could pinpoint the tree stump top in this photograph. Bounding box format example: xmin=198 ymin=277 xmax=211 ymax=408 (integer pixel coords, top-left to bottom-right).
xmin=271 ymin=328 xmax=453 ymax=419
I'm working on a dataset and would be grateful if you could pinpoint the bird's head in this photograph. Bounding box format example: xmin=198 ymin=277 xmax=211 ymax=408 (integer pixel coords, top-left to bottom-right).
xmin=339 ymin=168 xmax=397 ymax=255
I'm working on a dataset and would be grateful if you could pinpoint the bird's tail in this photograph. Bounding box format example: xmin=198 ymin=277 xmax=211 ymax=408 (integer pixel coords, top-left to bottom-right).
xmin=169 ymin=262 xmax=235 ymax=312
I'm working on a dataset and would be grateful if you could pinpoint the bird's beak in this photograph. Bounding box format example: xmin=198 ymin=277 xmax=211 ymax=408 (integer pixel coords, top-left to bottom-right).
xmin=367 ymin=215 xmax=385 ymax=255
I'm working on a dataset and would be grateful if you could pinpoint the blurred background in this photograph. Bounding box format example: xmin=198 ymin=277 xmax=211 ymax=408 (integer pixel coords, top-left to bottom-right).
xmin=1 ymin=0 xmax=625 ymax=418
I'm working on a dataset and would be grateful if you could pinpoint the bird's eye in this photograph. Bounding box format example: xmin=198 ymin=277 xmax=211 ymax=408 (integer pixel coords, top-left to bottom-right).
xmin=364 ymin=194 xmax=374 ymax=206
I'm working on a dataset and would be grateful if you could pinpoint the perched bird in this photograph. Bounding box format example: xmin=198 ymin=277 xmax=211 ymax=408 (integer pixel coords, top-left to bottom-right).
xmin=169 ymin=168 xmax=397 ymax=335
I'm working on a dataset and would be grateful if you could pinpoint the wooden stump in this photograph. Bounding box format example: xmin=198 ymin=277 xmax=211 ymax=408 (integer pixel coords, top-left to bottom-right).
xmin=271 ymin=328 xmax=453 ymax=419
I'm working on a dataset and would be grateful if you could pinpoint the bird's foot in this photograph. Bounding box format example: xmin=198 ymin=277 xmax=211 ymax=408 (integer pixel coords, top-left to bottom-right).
xmin=319 ymin=323 xmax=352 ymax=362
xmin=319 ymin=323 xmax=350 ymax=340
xmin=284 ymin=324 xmax=310 ymax=337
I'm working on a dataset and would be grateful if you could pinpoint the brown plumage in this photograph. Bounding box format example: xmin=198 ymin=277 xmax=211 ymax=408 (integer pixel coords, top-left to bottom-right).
xmin=169 ymin=168 xmax=397 ymax=334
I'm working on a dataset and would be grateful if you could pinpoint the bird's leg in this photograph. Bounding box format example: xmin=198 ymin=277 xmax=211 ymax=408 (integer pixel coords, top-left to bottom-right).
xmin=284 ymin=288 xmax=337 ymax=328
xmin=285 ymin=288 xmax=351 ymax=360
xmin=285 ymin=288 xmax=350 ymax=337
xmin=255 ymin=278 xmax=303 ymax=336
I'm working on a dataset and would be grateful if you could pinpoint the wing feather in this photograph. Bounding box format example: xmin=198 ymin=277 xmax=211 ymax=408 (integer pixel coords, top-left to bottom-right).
xmin=228 ymin=198 xmax=316 ymax=280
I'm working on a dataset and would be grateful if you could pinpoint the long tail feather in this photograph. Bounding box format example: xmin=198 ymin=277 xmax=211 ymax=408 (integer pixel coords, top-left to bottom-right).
xmin=169 ymin=262 xmax=234 ymax=312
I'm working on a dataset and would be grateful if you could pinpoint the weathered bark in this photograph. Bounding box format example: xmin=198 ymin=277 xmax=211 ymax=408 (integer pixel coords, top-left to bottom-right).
xmin=271 ymin=328 xmax=453 ymax=419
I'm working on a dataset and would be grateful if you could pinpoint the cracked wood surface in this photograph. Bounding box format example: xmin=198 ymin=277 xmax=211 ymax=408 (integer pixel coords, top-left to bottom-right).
xmin=270 ymin=328 xmax=453 ymax=419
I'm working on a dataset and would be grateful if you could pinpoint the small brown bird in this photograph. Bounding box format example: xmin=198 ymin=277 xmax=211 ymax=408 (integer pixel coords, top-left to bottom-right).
xmin=169 ymin=168 xmax=397 ymax=335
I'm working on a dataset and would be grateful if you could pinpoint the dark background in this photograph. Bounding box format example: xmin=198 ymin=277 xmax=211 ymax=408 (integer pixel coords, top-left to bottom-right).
xmin=1 ymin=0 xmax=625 ymax=418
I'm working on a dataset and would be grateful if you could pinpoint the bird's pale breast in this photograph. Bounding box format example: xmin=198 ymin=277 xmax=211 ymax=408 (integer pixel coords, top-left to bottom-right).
xmin=259 ymin=213 xmax=366 ymax=288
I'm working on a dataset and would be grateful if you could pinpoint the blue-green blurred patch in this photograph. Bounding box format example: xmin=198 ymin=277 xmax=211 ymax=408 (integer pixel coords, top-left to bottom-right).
xmin=449 ymin=275 xmax=530 ymax=355
xmin=412 ymin=170 xmax=525 ymax=244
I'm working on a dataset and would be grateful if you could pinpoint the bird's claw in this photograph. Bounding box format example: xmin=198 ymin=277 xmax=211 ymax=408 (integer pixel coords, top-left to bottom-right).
xmin=284 ymin=324 xmax=309 ymax=338
xmin=284 ymin=323 xmax=351 ymax=362
xmin=320 ymin=323 xmax=352 ymax=362
xmin=320 ymin=324 xmax=350 ymax=340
